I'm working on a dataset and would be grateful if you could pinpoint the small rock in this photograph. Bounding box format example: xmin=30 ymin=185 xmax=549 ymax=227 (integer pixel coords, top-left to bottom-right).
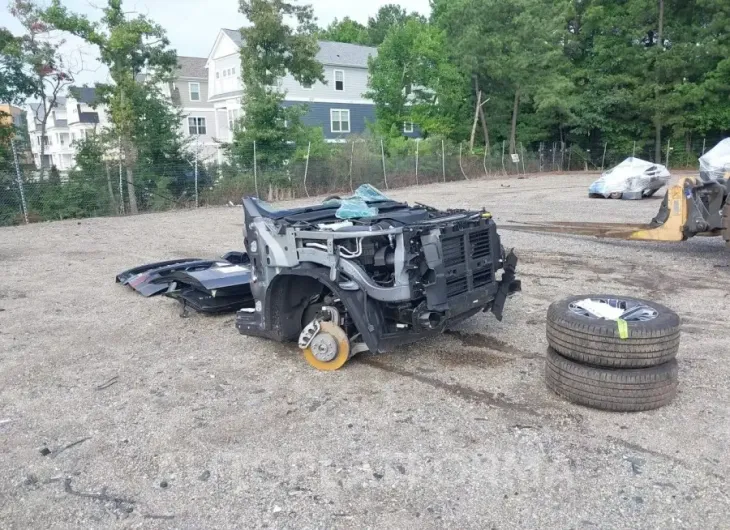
xmin=272 ymin=505 xmax=282 ymax=514
xmin=199 ymin=470 xmax=211 ymax=481
xmin=160 ymin=480 xmax=169 ymax=489
xmin=39 ymin=447 xmax=51 ymax=456
xmin=373 ymin=472 xmax=384 ymax=480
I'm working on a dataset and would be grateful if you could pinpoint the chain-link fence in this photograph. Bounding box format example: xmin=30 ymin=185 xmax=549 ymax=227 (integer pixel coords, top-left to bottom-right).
xmin=1 ymin=134 xmax=725 ymax=227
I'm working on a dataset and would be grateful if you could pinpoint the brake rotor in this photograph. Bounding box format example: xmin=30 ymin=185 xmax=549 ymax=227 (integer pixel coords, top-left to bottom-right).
xmin=301 ymin=321 xmax=350 ymax=371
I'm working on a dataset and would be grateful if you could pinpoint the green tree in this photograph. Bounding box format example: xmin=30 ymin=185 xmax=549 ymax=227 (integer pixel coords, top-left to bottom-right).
xmin=318 ymin=17 xmax=369 ymax=44
xmin=366 ymin=4 xmax=424 ymax=46
xmin=0 ymin=28 xmax=36 ymax=104
xmin=10 ymin=0 xmax=76 ymax=179
xmin=41 ymin=0 xmax=180 ymax=214
xmin=366 ymin=18 xmax=467 ymax=139
xmin=433 ymin=0 xmax=570 ymax=154
xmin=230 ymin=0 xmax=326 ymax=173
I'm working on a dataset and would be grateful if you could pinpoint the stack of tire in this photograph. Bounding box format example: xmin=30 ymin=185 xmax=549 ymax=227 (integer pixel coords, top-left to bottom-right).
xmin=545 ymin=295 xmax=680 ymax=412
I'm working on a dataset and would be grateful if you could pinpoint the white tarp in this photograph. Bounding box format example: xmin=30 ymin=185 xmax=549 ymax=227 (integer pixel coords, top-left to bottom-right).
xmin=699 ymin=138 xmax=730 ymax=182
xmin=589 ymin=157 xmax=670 ymax=198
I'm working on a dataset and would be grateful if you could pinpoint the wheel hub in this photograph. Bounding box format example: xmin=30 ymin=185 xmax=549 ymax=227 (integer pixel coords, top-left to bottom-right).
xmin=309 ymin=333 xmax=339 ymax=362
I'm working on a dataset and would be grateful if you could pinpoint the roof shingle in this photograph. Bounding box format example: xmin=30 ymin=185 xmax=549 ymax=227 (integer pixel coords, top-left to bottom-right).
xmin=219 ymin=29 xmax=376 ymax=69
xmin=176 ymin=56 xmax=207 ymax=79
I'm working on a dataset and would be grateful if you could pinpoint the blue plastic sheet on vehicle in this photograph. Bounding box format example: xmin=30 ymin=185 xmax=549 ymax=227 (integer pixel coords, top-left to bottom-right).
xmin=335 ymin=198 xmax=379 ymax=219
xmin=327 ymin=184 xmax=389 ymax=219
xmin=353 ymin=183 xmax=389 ymax=202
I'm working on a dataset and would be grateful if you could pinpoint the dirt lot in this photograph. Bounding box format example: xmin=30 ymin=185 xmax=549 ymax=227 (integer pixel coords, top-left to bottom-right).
xmin=1 ymin=173 xmax=729 ymax=529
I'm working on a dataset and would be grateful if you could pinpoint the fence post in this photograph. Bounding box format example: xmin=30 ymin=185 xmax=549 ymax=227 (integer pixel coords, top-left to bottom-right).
xmin=415 ymin=138 xmax=419 ymax=185
xmin=118 ymin=136 xmax=125 ymax=214
xmin=567 ymin=144 xmax=572 ymax=171
xmin=520 ymin=142 xmax=526 ymax=174
xmin=539 ymin=142 xmax=543 ymax=173
xmin=253 ymin=140 xmax=259 ymax=199
xmin=10 ymin=139 xmax=28 ymax=224
xmin=501 ymin=141 xmax=506 ymax=175
xmin=482 ymin=145 xmax=488 ymax=177
xmin=702 ymin=137 xmax=706 ymax=155
xmin=601 ymin=142 xmax=607 ymax=172
xmin=632 ymin=141 xmax=636 ymax=158
xmin=194 ymin=134 xmax=199 ymax=207
xmin=665 ymin=138 xmax=671 ymax=167
xmin=380 ymin=139 xmax=388 ymax=190
xmin=458 ymin=143 xmax=469 ymax=180
xmin=303 ymin=141 xmax=311 ymax=198
xmin=560 ymin=142 xmax=565 ymax=171
xmin=441 ymin=139 xmax=446 ymax=182
xmin=348 ymin=141 xmax=354 ymax=193
xmin=552 ymin=142 xmax=556 ymax=171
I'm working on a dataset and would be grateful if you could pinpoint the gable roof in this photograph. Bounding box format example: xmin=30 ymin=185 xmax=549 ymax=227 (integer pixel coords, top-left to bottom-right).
xmin=176 ymin=56 xmax=207 ymax=78
xmin=216 ymin=29 xmax=376 ymax=69
xmin=68 ymin=86 xmax=97 ymax=105
xmin=222 ymin=28 xmax=242 ymax=46
xmin=316 ymin=41 xmax=377 ymax=68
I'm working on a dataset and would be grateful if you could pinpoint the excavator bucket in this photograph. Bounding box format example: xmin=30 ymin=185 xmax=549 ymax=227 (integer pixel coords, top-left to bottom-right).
xmin=628 ymin=178 xmax=694 ymax=242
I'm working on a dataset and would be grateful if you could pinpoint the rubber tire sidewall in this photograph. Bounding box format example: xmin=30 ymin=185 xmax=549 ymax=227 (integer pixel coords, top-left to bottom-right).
xmin=547 ymin=294 xmax=680 ymax=368
xmin=545 ymin=348 xmax=678 ymax=412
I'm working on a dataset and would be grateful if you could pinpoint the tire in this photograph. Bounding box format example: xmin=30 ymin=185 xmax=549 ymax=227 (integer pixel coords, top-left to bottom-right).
xmin=609 ymin=192 xmax=623 ymax=199
xmin=545 ymin=348 xmax=678 ymax=412
xmin=722 ymin=200 xmax=730 ymax=247
xmin=546 ymin=295 xmax=680 ymax=368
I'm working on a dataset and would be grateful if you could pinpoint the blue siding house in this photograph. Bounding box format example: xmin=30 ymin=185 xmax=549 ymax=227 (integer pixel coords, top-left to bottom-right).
xmin=204 ymin=29 xmax=416 ymax=150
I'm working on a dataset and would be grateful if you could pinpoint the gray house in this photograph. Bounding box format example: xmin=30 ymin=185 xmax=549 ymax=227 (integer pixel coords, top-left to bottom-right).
xmin=204 ymin=29 xmax=395 ymax=152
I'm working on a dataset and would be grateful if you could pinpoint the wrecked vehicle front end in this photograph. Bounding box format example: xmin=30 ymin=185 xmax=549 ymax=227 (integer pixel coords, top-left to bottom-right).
xmin=236 ymin=193 xmax=520 ymax=365
xmin=117 ymin=187 xmax=520 ymax=370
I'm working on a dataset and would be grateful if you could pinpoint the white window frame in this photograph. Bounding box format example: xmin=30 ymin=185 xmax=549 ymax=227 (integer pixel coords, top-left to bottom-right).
xmin=330 ymin=109 xmax=350 ymax=133
xmin=333 ymin=69 xmax=345 ymax=92
xmin=189 ymin=82 xmax=201 ymax=101
xmin=188 ymin=116 xmax=207 ymax=135
xmin=403 ymin=121 xmax=414 ymax=133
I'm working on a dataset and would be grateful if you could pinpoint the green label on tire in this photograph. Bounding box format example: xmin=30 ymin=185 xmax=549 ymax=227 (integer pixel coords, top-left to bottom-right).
xmin=617 ymin=318 xmax=629 ymax=339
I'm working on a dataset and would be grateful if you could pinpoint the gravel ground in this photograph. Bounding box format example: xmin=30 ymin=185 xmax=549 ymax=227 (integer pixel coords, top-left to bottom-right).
xmin=1 ymin=172 xmax=728 ymax=529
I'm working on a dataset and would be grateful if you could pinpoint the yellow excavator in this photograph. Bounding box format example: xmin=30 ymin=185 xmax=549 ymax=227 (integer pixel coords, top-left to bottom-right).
xmin=506 ymin=172 xmax=730 ymax=247
xmin=630 ymin=173 xmax=730 ymax=245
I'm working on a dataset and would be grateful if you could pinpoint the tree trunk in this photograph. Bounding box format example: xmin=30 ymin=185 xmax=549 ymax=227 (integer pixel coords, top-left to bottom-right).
xmin=469 ymin=89 xmax=482 ymax=151
xmin=479 ymin=103 xmax=490 ymax=149
xmin=509 ymin=86 xmax=521 ymax=155
xmin=474 ymin=76 xmax=490 ymax=149
xmin=126 ymin=166 xmax=138 ymax=214
xmin=38 ymin=134 xmax=46 ymax=179
xmin=654 ymin=0 xmax=664 ymax=163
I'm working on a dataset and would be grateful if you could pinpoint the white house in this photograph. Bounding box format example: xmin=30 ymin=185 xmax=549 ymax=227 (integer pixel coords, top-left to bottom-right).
xmin=26 ymin=87 xmax=109 ymax=171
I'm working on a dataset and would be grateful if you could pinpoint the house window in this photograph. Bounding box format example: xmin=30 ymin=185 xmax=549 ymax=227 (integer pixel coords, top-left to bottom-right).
xmin=330 ymin=109 xmax=350 ymax=133
xmin=403 ymin=122 xmax=414 ymax=133
xmin=189 ymin=82 xmax=201 ymax=101
xmin=227 ymin=109 xmax=239 ymax=131
xmin=231 ymin=67 xmax=236 ymax=75
xmin=334 ymin=69 xmax=344 ymax=91
xmin=188 ymin=117 xmax=207 ymax=135
xmin=216 ymin=71 xmax=220 ymax=79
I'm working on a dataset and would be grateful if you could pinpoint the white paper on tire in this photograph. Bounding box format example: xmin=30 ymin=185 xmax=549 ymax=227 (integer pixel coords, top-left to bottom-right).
xmin=574 ymin=299 xmax=624 ymax=320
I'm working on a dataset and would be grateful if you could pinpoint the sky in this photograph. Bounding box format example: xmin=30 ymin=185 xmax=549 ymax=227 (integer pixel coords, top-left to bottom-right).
xmin=4 ymin=0 xmax=431 ymax=86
